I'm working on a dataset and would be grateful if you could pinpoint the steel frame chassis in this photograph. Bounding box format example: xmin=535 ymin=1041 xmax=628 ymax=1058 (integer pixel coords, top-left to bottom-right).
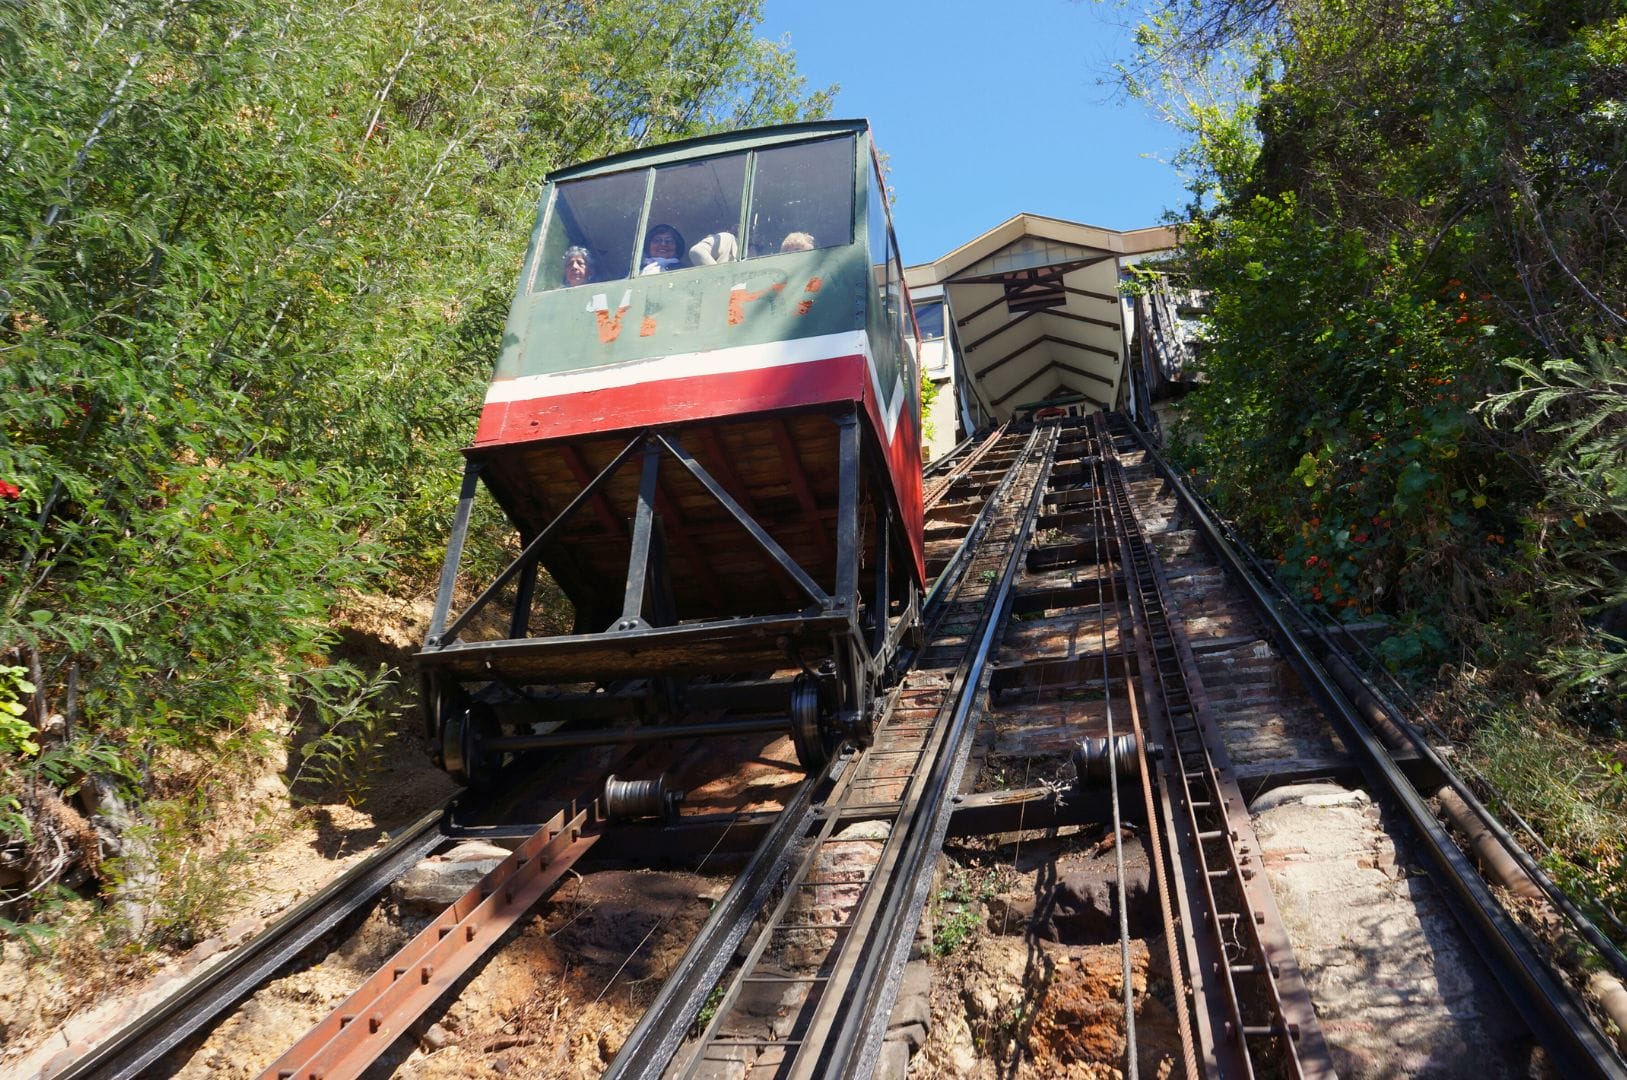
xmin=418 ymin=404 xmax=916 ymax=768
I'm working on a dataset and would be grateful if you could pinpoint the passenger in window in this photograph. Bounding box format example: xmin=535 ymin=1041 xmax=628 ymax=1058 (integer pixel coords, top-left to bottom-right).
xmin=561 ymin=246 xmax=595 ymax=288
xmin=780 ymin=231 xmax=815 ymax=253
xmin=640 ymin=224 xmax=687 ymax=275
xmin=688 ymin=231 xmax=739 ymax=265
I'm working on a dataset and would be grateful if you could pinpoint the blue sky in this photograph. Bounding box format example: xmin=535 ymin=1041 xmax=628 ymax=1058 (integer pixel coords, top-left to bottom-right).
xmin=758 ymin=0 xmax=1190 ymax=264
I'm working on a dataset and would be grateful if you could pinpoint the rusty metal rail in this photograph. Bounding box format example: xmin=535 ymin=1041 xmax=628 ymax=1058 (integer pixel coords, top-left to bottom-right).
xmin=923 ymin=424 xmax=1007 ymax=511
xmin=1098 ymin=413 xmax=1333 ymax=1078
xmin=258 ymin=808 xmax=596 ymax=1080
xmin=53 ymin=807 xmax=450 ymax=1080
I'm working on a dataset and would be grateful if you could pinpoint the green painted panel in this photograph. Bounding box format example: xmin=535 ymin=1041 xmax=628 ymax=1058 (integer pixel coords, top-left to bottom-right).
xmin=493 ymin=248 xmax=868 ymax=379
xmin=492 ymin=124 xmax=888 ymax=382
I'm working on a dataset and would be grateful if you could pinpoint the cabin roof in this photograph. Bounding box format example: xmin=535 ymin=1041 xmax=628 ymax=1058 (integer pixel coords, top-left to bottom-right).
xmin=547 ymin=119 xmax=871 ymax=183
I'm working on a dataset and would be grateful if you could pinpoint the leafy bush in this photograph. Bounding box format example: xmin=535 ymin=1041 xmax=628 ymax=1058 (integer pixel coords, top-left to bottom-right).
xmin=0 ymin=0 xmax=833 ymax=948
xmin=1132 ymin=0 xmax=1627 ymax=923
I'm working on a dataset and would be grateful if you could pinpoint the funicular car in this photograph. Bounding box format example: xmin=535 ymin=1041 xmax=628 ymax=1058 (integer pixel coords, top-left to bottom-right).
xmin=418 ymin=120 xmax=926 ymax=782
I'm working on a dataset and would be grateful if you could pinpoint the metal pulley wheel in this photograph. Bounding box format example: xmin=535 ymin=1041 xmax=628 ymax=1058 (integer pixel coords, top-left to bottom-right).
xmin=1072 ymin=733 xmax=1147 ymax=788
xmin=441 ymin=700 xmax=499 ymax=787
xmin=789 ymin=672 xmax=836 ymax=772
xmin=603 ymin=773 xmax=683 ymax=821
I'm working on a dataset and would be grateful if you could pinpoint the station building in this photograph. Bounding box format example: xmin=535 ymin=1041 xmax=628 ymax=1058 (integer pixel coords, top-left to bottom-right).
xmin=904 ymin=214 xmax=1190 ymax=459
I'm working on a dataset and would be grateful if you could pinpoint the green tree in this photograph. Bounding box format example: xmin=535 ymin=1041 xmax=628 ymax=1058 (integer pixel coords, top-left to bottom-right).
xmin=1130 ymin=0 xmax=1627 ymax=927
xmin=1 ymin=0 xmax=830 ymax=939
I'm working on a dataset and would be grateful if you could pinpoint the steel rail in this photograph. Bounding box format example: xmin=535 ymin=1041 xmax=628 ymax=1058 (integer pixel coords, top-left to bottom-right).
xmin=602 ymin=427 xmax=1038 ymax=1080
xmin=1141 ymin=453 xmax=1627 ymax=972
xmin=54 ymin=806 xmax=449 ymax=1080
xmin=923 ymin=424 xmax=1008 ymax=511
xmin=1125 ymin=422 xmax=1627 ymax=1079
xmin=921 ymin=433 xmax=978 ymax=478
xmin=813 ymin=425 xmax=1059 ymax=1078
xmin=917 ymin=431 xmax=1029 ymax=619
xmin=1101 ymin=413 xmax=1332 ymax=1078
xmin=722 ymin=426 xmax=1049 ymax=1076
xmin=258 ymin=808 xmax=596 ymax=1080
xmin=663 ymin=426 xmax=1048 ymax=1079
xmin=1085 ymin=424 xmax=1141 ymax=1078
xmin=1125 ymin=677 xmax=1202 ymax=1080
xmin=600 ymin=765 xmax=833 ymax=1080
xmin=1321 ymin=650 xmax=1627 ymax=982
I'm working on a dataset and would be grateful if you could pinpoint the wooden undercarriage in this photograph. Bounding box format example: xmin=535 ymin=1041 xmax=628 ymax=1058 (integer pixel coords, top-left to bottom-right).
xmin=417 ymin=403 xmax=922 ymax=783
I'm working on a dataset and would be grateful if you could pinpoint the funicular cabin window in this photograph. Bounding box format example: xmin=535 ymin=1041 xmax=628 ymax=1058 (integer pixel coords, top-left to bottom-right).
xmin=867 ymin=165 xmax=902 ymax=329
xmin=533 ymin=135 xmax=854 ymax=292
xmin=641 ymin=155 xmax=748 ymax=272
xmin=536 ymin=169 xmax=646 ymax=290
xmin=746 ymin=137 xmax=854 ymax=257
xmin=912 ymin=300 xmax=945 ymax=341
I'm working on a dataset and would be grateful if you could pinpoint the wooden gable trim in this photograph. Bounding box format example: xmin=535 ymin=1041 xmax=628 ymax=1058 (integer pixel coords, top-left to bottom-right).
xmin=1052 ymin=358 xmax=1116 ymax=388
xmin=1038 ymin=333 xmax=1119 ymax=361
xmin=964 ymin=307 xmax=1040 ymax=351
xmin=1063 ymin=284 xmax=1120 ymax=304
xmin=1045 ymin=308 xmax=1121 ymax=333
xmin=972 ymin=335 xmax=1047 ymax=379
xmin=946 ymin=253 xmax=1114 ymax=287
xmin=953 ymin=288 xmax=1011 ymax=328
xmin=987 ymin=362 xmax=1054 ymax=408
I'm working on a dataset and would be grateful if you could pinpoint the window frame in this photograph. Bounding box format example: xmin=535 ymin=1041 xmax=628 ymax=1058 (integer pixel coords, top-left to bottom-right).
xmin=529 ymin=134 xmax=858 ymax=294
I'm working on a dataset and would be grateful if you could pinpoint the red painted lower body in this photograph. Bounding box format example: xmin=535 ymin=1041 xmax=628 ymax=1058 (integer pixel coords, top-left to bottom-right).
xmin=473 ymin=352 xmax=925 ymax=584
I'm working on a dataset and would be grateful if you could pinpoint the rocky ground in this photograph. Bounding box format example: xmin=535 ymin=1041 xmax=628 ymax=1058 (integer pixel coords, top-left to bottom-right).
xmin=913 ymin=830 xmax=1181 ymax=1080
xmin=164 ymin=866 xmax=722 ymax=1079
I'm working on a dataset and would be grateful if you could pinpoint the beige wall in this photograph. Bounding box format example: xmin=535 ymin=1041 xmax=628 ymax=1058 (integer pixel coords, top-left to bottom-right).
xmin=923 ymin=377 xmax=959 ymax=463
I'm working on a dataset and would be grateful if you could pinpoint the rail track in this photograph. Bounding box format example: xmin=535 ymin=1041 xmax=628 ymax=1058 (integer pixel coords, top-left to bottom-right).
xmin=48 ymin=414 xmax=1627 ymax=1080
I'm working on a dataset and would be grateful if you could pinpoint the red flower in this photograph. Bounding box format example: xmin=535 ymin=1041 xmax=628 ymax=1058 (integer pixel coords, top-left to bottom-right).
xmin=1353 ymin=533 xmax=1369 ymax=543
xmin=1305 ymin=555 xmax=1319 ymax=567
xmin=0 ymin=480 xmax=20 ymax=501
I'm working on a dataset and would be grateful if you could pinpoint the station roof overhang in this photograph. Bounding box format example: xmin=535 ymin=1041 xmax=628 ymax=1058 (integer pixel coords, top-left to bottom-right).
xmin=905 ymin=214 xmax=1179 ymax=422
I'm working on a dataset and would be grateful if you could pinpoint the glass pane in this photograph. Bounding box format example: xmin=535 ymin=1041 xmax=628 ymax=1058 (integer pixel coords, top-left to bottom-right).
xmin=894 ymin=251 xmax=915 ymax=360
xmin=868 ymin=163 xmax=891 ymax=320
xmin=912 ymin=300 xmax=945 ymax=341
xmin=638 ymin=154 xmax=748 ymax=274
xmin=746 ymin=137 xmax=855 ymax=258
xmin=536 ymin=170 xmax=647 ymax=291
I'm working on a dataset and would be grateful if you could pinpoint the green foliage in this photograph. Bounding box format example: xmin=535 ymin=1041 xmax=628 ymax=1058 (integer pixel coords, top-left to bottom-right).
xmin=1133 ymin=0 xmax=1627 ymax=919
xmin=0 ymin=914 xmax=57 ymax=957
xmin=288 ymin=663 xmax=400 ymax=805
xmin=1168 ymin=199 xmax=1513 ymax=668
xmin=0 ymin=0 xmax=830 ymax=945
xmin=1471 ymin=706 xmax=1627 ymax=934
xmin=114 ymin=801 xmax=255 ymax=948
xmin=1135 ymin=0 xmax=1626 ymax=668
xmin=919 ymin=365 xmax=941 ymax=446
xmin=1482 ymin=340 xmax=1627 ymax=722
xmin=0 ymin=666 xmax=39 ymax=758
xmin=932 ymin=864 xmax=998 ymax=956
